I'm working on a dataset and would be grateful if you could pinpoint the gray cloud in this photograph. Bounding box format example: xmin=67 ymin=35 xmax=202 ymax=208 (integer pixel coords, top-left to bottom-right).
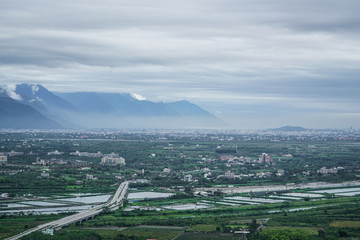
xmin=1 ymin=0 xmax=360 ymax=128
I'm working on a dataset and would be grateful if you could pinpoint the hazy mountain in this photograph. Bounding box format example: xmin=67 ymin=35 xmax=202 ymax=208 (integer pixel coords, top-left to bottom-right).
xmin=57 ymin=92 xmax=213 ymax=117
xmin=56 ymin=92 xmax=116 ymax=113
xmin=0 ymin=84 xmax=224 ymax=129
xmin=57 ymin=92 xmax=224 ymax=128
xmin=14 ymin=83 xmax=76 ymax=112
xmin=272 ymin=126 xmax=307 ymax=131
xmin=0 ymin=95 xmax=62 ymax=129
xmin=167 ymin=100 xmax=214 ymax=117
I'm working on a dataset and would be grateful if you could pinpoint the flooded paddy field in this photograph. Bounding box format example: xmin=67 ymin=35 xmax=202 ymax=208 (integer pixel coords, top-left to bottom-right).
xmin=335 ymin=191 xmax=360 ymax=196
xmin=311 ymin=187 xmax=360 ymax=194
xmin=162 ymin=203 xmax=212 ymax=210
xmin=0 ymin=205 xmax=98 ymax=215
xmin=127 ymin=191 xmax=175 ymax=200
xmin=0 ymin=193 xmax=112 ymax=215
xmin=225 ymin=196 xmax=284 ymax=203
xmin=268 ymin=195 xmax=302 ymax=200
xmin=282 ymin=193 xmax=324 ymax=198
xmin=60 ymin=194 xmax=112 ymax=204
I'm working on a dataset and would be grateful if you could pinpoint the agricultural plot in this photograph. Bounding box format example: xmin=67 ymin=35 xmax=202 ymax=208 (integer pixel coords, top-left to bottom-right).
xmin=19 ymin=201 xmax=67 ymax=207
xmin=335 ymin=191 xmax=360 ymax=196
xmin=0 ymin=205 xmax=95 ymax=215
xmin=127 ymin=191 xmax=174 ymax=200
xmin=200 ymin=200 xmax=243 ymax=206
xmin=311 ymin=187 xmax=360 ymax=194
xmin=330 ymin=221 xmax=360 ymax=228
xmin=162 ymin=203 xmax=211 ymax=210
xmin=282 ymin=193 xmax=324 ymax=198
xmin=268 ymin=195 xmax=302 ymax=200
xmin=59 ymin=194 xmax=112 ymax=204
xmin=225 ymin=196 xmax=284 ymax=203
xmin=124 ymin=206 xmax=162 ymax=211
xmin=0 ymin=193 xmax=113 ymax=216
xmin=0 ymin=203 xmax=29 ymax=208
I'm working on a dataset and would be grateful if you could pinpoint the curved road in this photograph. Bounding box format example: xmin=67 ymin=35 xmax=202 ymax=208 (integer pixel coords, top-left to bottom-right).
xmin=6 ymin=181 xmax=129 ymax=240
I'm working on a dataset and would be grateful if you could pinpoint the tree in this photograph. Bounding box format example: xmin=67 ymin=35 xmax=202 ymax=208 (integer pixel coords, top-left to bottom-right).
xmin=257 ymin=228 xmax=309 ymax=240
xmin=249 ymin=219 xmax=259 ymax=237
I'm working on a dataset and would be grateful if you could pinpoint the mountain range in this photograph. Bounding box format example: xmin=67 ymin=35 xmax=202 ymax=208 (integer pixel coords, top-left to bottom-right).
xmin=0 ymin=83 xmax=223 ymax=129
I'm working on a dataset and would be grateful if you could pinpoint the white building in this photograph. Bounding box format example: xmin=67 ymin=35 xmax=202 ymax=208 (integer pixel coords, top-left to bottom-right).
xmin=70 ymin=151 xmax=103 ymax=157
xmin=101 ymin=156 xmax=126 ymax=165
xmin=7 ymin=150 xmax=23 ymax=157
xmin=103 ymin=152 xmax=119 ymax=158
xmin=163 ymin=168 xmax=172 ymax=174
xmin=317 ymin=167 xmax=344 ymax=174
xmin=259 ymin=153 xmax=273 ymax=163
xmin=225 ymin=170 xmax=235 ymax=179
xmin=86 ymin=174 xmax=98 ymax=180
xmin=41 ymin=171 xmax=50 ymax=178
xmin=276 ymin=169 xmax=285 ymax=176
xmin=47 ymin=150 xmax=64 ymax=155
xmin=1 ymin=193 xmax=9 ymax=198
xmin=0 ymin=155 xmax=7 ymax=165
xmin=184 ymin=174 xmax=193 ymax=182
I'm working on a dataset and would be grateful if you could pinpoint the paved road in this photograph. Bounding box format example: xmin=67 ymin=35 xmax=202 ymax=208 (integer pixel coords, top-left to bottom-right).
xmin=6 ymin=181 xmax=129 ymax=240
xmin=108 ymin=181 xmax=129 ymax=208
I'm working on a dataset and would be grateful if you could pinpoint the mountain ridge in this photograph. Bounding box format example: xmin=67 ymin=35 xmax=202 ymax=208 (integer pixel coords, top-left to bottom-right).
xmin=0 ymin=83 xmax=224 ymax=129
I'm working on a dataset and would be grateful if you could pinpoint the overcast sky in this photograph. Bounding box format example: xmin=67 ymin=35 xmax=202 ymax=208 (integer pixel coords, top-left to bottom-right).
xmin=1 ymin=0 xmax=360 ymax=128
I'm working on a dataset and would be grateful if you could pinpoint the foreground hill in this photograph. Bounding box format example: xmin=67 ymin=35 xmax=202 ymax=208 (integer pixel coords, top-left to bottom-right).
xmin=0 ymin=95 xmax=62 ymax=129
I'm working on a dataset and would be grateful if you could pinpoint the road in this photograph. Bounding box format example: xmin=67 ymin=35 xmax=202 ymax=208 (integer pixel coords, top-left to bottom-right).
xmin=6 ymin=181 xmax=129 ymax=240
xmin=108 ymin=181 xmax=129 ymax=208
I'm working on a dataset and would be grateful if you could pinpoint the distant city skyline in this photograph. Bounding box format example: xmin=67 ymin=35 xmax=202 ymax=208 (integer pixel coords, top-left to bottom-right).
xmin=1 ymin=1 xmax=359 ymax=129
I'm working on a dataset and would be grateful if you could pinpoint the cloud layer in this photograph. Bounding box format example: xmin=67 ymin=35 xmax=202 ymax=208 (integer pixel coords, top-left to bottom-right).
xmin=1 ymin=0 xmax=360 ymax=128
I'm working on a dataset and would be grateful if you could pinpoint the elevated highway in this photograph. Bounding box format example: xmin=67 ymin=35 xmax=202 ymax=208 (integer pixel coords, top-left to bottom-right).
xmin=6 ymin=181 xmax=129 ymax=240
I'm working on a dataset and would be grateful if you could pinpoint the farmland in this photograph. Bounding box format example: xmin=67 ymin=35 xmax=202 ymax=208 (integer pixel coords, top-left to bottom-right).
xmin=1 ymin=129 xmax=360 ymax=239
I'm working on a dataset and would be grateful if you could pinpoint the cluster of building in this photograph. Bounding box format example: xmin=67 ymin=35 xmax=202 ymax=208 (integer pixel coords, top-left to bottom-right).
xmin=221 ymin=170 xmax=274 ymax=179
xmin=33 ymin=157 xmax=67 ymax=166
xmin=70 ymin=151 xmax=103 ymax=158
xmin=219 ymin=155 xmax=251 ymax=163
xmin=317 ymin=167 xmax=344 ymax=174
xmin=1 ymin=150 xmax=23 ymax=157
xmin=255 ymin=171 xmax=272 ymax=178
xmin=32 ymin=153 xmax=125 ymax=166
xmin=33 ymin=157 xmax=90 ymax=166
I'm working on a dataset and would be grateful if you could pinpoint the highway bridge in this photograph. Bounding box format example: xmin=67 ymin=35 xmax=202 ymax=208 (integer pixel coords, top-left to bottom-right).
xmin=6 ymin=181 xmax=129 ymax=240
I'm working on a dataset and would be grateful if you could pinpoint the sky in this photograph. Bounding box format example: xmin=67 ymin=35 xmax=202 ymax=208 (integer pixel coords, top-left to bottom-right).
xmin=1 ymin=0 xmax=360 ymax=129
